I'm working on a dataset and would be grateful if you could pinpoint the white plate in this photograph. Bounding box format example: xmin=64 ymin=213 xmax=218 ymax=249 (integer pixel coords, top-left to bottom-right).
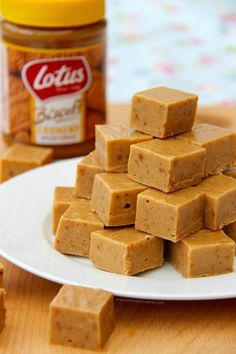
xmin=0 ymin=158 xmax=236 ymax=301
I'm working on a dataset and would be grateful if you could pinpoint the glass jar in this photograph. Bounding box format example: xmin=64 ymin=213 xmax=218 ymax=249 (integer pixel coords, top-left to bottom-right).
xmin=0 ymin=0 xmax=106 ymax=158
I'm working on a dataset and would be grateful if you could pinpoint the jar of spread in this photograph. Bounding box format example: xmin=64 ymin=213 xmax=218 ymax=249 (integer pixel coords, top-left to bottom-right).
xmin=0 ymin=0 xmax=106 ymax=158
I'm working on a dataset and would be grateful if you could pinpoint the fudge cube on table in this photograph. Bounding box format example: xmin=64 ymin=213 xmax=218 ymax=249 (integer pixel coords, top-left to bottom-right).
xmin=168 ymin=229 xmax=235 ymax=278
xmin=49 ymin=285 xmax=115 ymax=350
xmin=75 ymin=150 xmax=104 ymax=199
xmin=128 ymin=138 xmax=205 ymax=193
xmin=91 ymin=172 xmax=146 ymax=226
xmin=95 ymin=124 xmax=152 ymax=172
xmin=196 ymin=174 xmax=236 ymax=230
xmin=52 ymin=187 xmax=77 ymax=233
xmin=223 ymin=221 xmax=236 ymax=252
xmin=135 ymin=187 xmax=204 ymax=242
xmin=0 ymin=143 xmax=53 ymax=183
xmin=55 ymin=199 xmax=104 ymax=257
xmin=130 ymin=86 xmax=198 ymax=138
xmin=90 ymin=227 xmax=164 ymax=275
xmin=223 ymin=166 xmax=236 ymax=179
xmin=177 ymin=123 xmax=236 ymax=176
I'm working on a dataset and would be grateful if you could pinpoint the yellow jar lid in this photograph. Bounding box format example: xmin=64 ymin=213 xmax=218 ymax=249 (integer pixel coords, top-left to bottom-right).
xmin=1 ymin=0 xmax=105 ymax=28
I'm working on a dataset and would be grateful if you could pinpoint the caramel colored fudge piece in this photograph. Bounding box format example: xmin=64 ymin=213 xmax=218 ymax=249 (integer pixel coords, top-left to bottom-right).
xmin=223 ymin=221 xmax=236 ymax=251
xmin=55 ymin=200 xmax=104 ymax=257
xmin=128 ymin=138 xmax=205 ymax=193
xmin=95 ymin=124 xmax=152 ymax=172
xmin=177 ymin=123 xmax=236 ymax=176
xmin=136 ymin=187 xmax=204 ymax=242
xmin=0 ymin=144 xmax=53 ymax=183
xmin=223 ymin=166 xmax=236 ymax=179
xmin=130 ymin=86 xmax=198 ymax=138
xmin=75 ymin=150 xmax=104 ymax=199
xmin=168 ymin=229 xmax=234 ymax=278
xmin=0 ymin=263 xmax=4 ymax=289
xmin=0 ymin=289 xmax=6 ymax=333
xmin=90 ymin=227 xmax=164 ymax=275
xmin=196 ymin=174 xmax=236 ymax=230
xmin=49 ymin=285 xmax=115 ymax=350
xmin=52 ymin=187 xmax=77 ymax=233
xmin=91 ymin=173 xmax=146 ymax=226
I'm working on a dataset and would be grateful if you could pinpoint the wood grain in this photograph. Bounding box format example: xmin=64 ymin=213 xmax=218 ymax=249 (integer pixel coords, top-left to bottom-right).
xmin=1 ymin=258 xmax=236 ymax=354
xmin=0 ymin=104 xmax=236 ymax=354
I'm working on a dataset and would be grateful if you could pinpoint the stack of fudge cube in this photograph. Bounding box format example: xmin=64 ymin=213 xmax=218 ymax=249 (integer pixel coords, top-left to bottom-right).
xmin=53 ymin=86 xmax=236 ymax=278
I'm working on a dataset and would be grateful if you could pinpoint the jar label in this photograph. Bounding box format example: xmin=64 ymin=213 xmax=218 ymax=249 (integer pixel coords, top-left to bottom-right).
xmin=0 ymin=41 xmax=106 ymax=146
xmin=21 ymin=57 xmax=91 ymax=145
xmin=22 ymin=58 xmax=91 ymax=100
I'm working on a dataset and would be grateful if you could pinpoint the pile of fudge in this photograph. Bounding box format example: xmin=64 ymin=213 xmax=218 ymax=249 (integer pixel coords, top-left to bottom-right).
xmin=53 ymin=86 xmax=236 ymax=278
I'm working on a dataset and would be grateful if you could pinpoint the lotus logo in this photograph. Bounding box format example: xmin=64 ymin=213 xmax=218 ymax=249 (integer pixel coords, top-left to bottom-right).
xmin=22 ymin=57 xmax=92 ymax=101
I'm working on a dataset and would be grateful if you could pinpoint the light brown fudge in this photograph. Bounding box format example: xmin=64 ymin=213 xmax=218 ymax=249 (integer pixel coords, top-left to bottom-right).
xmin=55 ymin=199 xmax=104 ymax=257
xmin=90 ymin=227 xmax=164 ymax=275
xmin=52 ymin=187 xmax=78 ymax=233
xmin=223 ymin=221 xmax=236 ymax=252
xmin=75 ymin=150 xmax=104 ymax=199
xmin=177 ymin=123 xmax=236 ymax=176
xmin=0 ymin=289 xmax=6 ymax=333
xmin=196 ymin=174 xmax=236 ymax=230
xmin=136 ymin=187 xmax=204 ymax=242
xmin=130 ymin=86 xmax=198 ymax=138
xmin=128 ymin=138 xmax=205 ymax=193
xmin=223 ymin=166 xmax=236 ymax=179
xmin=0 ymin=263 xmax=4 ymax=289
xmin=95 ymin=124 xmax=152 ymax=172
xmin=168 ymin=229 xmax=235 ymax=278
xmin=49 ymin=285 xmax=115 ymax=350
xmin=91 ymin=172 xmax=146 ymax=226
xmin=0 ymin=143 xmax=53 ymax=183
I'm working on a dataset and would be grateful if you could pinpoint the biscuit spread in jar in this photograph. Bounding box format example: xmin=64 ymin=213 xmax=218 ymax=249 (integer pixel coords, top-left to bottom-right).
xmin=0 ymin=0 xmax=106 ymax=158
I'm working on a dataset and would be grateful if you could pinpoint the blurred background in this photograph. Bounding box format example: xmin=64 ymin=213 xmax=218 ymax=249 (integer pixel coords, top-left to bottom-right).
xmin=107 ymin=0 xmax=236 ymax=106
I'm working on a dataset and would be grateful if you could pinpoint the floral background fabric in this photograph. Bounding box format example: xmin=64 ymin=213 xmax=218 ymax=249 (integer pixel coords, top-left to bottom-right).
xmin=107 ymin=0 xmax=236 ymax=105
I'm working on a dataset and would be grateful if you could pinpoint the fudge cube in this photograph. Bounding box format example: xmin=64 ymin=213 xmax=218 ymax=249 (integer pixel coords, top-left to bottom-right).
xmin=177 ymin=123 xmax=236 ymax=176
xmin=95 ymin=124 xmax=152 ymax=172
xmin=196 ymin=174 xmax=236 ymax=230
xmin=52 ymin=186 xmax=77 ymax=233
xmin=136 ymin=187 xmax=204 ymax=242
xmin=223 ymin=166 xmax=236 ymax=179
xmin=90 ymin=227 xmax=164 ymax=275
xmin=0 ymin=263 xmax=4 ymax=289
xmin=49 ymin=285 xmax=115 ymax=350
xmin=91 ymin=173 xmax=146 ymax=226
xmin=55 ymin=199 xmax=104 ymax=257
xmin=168 ymin=229 xmax=235 ymax=277
xmin=0 ymin=289 xmax=6 ymax=333
xmin=75 ymin=150 xmax=104 ymax=199
xmin=0 ymin=143 xmax=53 ymax=183
xmin=130 ymin=86 xmax=198 ymax=138
xmin=223 ymin=221 xmax=236 ymax=252
xmin=128 ymin=138 xmax=205 ymax=193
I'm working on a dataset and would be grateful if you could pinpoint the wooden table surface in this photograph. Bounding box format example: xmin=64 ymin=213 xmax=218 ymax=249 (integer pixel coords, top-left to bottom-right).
xmin=1 ymin=104 xmax=236 ymax=354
